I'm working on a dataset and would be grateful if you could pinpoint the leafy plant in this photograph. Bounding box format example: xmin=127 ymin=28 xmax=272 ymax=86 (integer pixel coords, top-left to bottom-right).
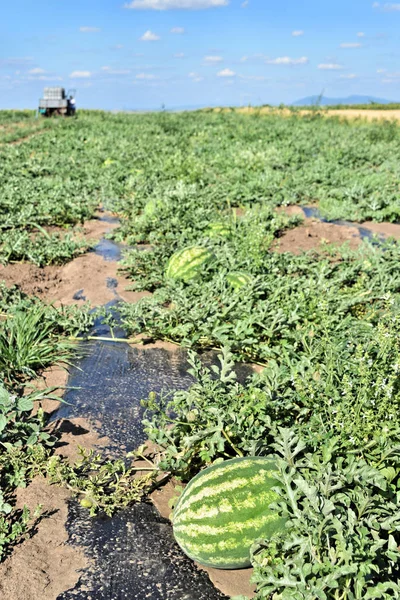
xmin=251 ymin=429 xmax=400 ymax=600
xmin=45 ymin=447 xmax=158 ymax=517
xmin=0 ymin=305 xmax=77 ymax=383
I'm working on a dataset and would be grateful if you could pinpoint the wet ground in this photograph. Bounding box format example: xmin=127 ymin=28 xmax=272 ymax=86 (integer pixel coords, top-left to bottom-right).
xmin=51 ymin=226 xmax=231 ymax=600
xmin=300 ymin=207 xmax=384 ymax=242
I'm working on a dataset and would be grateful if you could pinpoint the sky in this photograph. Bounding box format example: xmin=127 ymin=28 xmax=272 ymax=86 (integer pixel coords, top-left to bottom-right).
xmin=1 ymin=0 xmax=400 ymax=110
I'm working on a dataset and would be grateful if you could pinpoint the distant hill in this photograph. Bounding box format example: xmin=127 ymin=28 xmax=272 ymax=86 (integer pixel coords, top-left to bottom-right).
xmin=292 ymin=95 xmax=393 ymax=107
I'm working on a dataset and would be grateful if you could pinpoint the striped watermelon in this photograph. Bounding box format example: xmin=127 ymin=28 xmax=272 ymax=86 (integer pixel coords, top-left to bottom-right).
xmin=165 ymin=247 xmax=214 ymax=282
xmin=143 ymin=199 xmax=163 ymax=217
xmin=172 ymin=457 xmax=285 ymax=570
xmin=205 ymin=222 xmax=231 ymax=239
xmin=226 ymin=272 xmax=253 ymax=290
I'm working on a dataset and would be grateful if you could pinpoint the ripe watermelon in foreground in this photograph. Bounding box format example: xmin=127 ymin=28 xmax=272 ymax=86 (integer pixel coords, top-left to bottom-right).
xmin=172 ymin=457 xmax=286 ymax=569
xmin=165 ymin=246 xmax=214 ymax=282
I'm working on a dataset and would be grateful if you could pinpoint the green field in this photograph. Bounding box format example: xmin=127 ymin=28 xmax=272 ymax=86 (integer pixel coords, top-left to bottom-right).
xmin=1 ymin=110 xmax=400 ymax=598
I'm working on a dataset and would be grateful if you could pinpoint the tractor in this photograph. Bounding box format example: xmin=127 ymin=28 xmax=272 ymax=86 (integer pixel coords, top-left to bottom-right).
xmin=38 ymin=87 xmax=77 ymax=117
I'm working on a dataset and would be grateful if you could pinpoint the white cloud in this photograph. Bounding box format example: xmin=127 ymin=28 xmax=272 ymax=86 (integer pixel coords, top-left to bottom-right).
xmin=340 ymin=42 xmax=362 ymax=48
xmin=266 ymin=56 xmax=308 ymax=65
xmin=340 ymin=73 xmax=357 ymax=79
xmin=69 ymin=70 xmax=92 ymax=78
xmin=373 ymin=2 xmax=400 ymax=10
xmin=140 ymin=30 xmax=160 ymax=41
xmin=318 ymin=63 xmax=343 ymax=70
xmin=357 ymin=32 xmax=365 ymax=37
xmin=125 ymin=0 xmax=229 ymax=9
xmin=136 ymin=73 xmax=157 ymax=79
xmin=171 ymin=27 xmax=185 ymax=33
xmin=204 ymin=55 xmax=223 ymax=63
xmin=292 ymin=30 xmax=304 ymax=37
xmin=28 ymin=67 xmax=46 ymax=75
xmin=189 ymin=71 xmax=203 ymax=82
xmin=174 ymin=52 xmax=185 ymax=58
xmin=217 ymin=68 xmax=235 ymax=77
xmin=241 ymin=0 xmax=249 ymax=6
xmin=79 ymin=26 xmax=101 ymax=32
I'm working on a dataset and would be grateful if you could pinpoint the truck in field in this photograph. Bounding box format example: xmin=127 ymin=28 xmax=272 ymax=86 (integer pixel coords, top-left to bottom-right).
xmin=38 ymin=87 xmax=76 ymax=117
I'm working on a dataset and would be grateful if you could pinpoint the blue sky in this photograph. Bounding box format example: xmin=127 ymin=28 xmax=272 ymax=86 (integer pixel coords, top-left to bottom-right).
xmin=1 ymin=0 xmax=400 ymax=110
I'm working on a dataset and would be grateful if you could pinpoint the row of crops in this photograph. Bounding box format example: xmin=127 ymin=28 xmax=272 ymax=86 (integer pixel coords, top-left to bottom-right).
xmin=1 ymin=110 xmax=400 ymax=598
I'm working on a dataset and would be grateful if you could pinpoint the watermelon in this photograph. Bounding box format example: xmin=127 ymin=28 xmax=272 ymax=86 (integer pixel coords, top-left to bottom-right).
xmin=143 ymin=198 xmax=164 ymax=217
xmin=165 ymin=247 xmax=214 ymax=282
xmin=172 ymin=457 xmax=285 ymax=570
xmin=226 ymin=272 xmax=253 ymax=290
xmin=205 ymin=222 xmax=231 ymax=239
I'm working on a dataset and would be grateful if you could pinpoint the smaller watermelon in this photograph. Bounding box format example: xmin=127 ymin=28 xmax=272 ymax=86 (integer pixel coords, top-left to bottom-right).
xmin=166 ymin=247 xmax=214 ymax=282
xmin=173 ymin=457 xmax=285 ymax=570
xmin=226 ymin=272 xmax=253 ymax=290
xmin=205 ymin=222 xmax=231 ymax=239
xmin=143 ymin=199 xmax=163 ymax=217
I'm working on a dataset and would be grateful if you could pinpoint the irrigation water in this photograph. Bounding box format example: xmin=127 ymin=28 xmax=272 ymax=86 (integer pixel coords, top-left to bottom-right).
xmin=301 ymin=206 xmax=384 ymax=242
xmin=54 ymin=217 xmax=229 ymax=600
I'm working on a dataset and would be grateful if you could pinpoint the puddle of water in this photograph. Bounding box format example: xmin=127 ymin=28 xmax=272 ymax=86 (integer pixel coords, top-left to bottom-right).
xmin=99 ymin=214 xmax=121 ymax=225
xmin=93 ymin=238 xmax=123 ymax=262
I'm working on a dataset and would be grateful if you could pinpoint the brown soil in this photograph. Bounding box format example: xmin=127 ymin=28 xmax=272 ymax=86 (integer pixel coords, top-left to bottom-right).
xmin=276 ymin=205 xmax=305 ymax=218
xmin=0 ymin=215 xmax=150 ymax=306
xmin=0 ymin=478 xmax=86 ymax=600
xmin=274 ymin=217 xmax=361 ymax=254
xmin=360 ymin=221 xmax=400 ymax=240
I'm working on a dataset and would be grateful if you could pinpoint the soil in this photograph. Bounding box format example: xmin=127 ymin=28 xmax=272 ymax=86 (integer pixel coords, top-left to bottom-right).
xmin=0 ymin=216 xmax=150 ymax=306
xmin=360 ymin=221 xmax=400 ymax=240
xmin=0 ymin=479 xmax=86 ymax=600
xmin=274 ymin=217 xmax=361 ymax=254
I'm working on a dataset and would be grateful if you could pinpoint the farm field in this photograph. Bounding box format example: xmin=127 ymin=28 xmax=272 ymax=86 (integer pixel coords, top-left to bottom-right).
xmin=0 ymin=109 xmax=400 ymax=599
